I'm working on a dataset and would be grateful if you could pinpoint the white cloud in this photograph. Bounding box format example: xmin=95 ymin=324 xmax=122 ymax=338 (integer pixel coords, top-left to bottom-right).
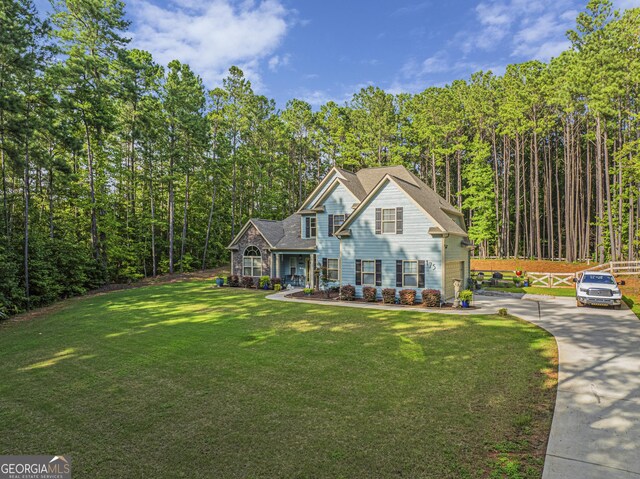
xmin=130 ymin=0 xmax=291 ymax=89
xmin=460 ymin=0 xmax=577 ymax=60
xmin=268 ymin=53 xmax=290 ymax=71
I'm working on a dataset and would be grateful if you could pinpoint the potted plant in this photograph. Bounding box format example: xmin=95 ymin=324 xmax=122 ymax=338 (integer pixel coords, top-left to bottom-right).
xmin=523 ymin=277 xmax=530 ymax=287
xmin=460 ymin=289 xmax=473 ymax=308
xmin=259 ymin=275 xmax=270 ymax=290
xmin=214 ymin=276 xmax=225 ymax=287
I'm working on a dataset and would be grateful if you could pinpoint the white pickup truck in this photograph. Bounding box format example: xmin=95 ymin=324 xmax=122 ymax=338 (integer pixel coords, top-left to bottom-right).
xmin=575 ymin=272 xmax=625 ymax=309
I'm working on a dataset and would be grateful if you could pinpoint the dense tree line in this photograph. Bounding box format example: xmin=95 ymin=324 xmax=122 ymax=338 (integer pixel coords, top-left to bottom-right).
xmin=1 ymin=0 xmax=639 ymax=316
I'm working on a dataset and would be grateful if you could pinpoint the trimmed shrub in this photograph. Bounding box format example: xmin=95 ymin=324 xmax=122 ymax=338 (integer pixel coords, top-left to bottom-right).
xmin=362 ymin=286 xmax=377 ymax=302
xmin=303 ymin=287 xmax=314 ymax=295
xmin=498 ymin=308 xmax=508 ymax=317
xmin=421 ymin=289 xmax=441 ymax=307
xmin=271 ymin=277 xmax=281 ymax=286
xmin=340 ymin=284 xmax=356 ymax=301
xmin=382 ymin=288 xmax=396 ymax=304
xmin=227 ymin=275 xmax=240 ymax=287
xmin=241 ymin=276 xmax=254 ymax=288
xmin=399 ymin=289 xmax=416 ymax=305
xmin=274 ymin=284 xmax=282 ymax=292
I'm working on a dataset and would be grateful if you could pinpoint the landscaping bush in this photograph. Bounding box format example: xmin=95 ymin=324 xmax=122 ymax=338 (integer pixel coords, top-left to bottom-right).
xmin=498 ymin=308 xmax=508 ymax=317
xmin=227 ymin=275 xmax=240 ymax=287
xmin=241 ymin=276 xmax=254 ymax=288
xmin=421 ymin=289 xmax=441 ymax=307
xmin=303 ymin=287 xmax=314 ymax=295
xmin=399 ymin=289 xmax=417 ymax=305
xmin=259 ymin=276 xmax=270 ymax=289
xmin=460 ymin=289 xmax=474 ymax=302
xmin=382 ymin=288 xmax=396 ymax=304
xmin=340 ymin=284 xmax=356 ymax=301
xmin=362 ymin=286 xmax=377 ymax=302
xmin=274 ymin=284 xmax=282 ymax=292
xmin=271 ymin=277 xmax=281 ymax=286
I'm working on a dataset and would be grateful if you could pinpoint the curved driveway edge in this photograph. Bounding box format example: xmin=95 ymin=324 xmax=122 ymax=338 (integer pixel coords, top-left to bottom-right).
xmin=268 ymin=290 xmax=640 ymax=478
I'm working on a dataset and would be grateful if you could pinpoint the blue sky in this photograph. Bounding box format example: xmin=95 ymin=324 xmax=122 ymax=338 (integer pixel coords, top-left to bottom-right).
xmin=36 ymin=0 xmax=640 ymax=108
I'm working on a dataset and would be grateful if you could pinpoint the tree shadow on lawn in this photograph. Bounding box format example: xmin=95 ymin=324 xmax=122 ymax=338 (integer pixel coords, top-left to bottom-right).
xmin=0 ymin=284 xmax=558 ymax=479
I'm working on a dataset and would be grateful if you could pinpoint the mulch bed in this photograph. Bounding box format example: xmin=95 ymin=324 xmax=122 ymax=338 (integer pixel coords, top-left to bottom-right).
xmin=286 ymin=291 xmax=478 ymax=310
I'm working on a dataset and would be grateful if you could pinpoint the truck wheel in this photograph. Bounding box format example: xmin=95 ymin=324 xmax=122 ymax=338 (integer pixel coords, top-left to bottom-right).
xmin=613 ymin=304 xmax=621 ymax=310
xmin=576 ymin=300 xmax=583 ymax=307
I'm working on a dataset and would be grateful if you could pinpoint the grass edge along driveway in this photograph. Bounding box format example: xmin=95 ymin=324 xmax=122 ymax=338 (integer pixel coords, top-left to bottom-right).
xmin=0 ymin=281 xmax=557 ymax=479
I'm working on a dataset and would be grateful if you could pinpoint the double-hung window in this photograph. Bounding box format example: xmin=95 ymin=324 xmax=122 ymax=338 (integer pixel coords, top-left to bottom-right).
xmin=361 ymin=260 xmax=375 ymax=286
xmin=402 ymin=260 xmax=418 ymax=287
xmin=326 ymin=258 xmax=339 ymax=281
xmin=305 ymin=216 xmax=317 ymax=238
xmin=382 ymin=208 xmax=396 ymax=234
xmin=333 ymin=214 xmax=345 ymax=235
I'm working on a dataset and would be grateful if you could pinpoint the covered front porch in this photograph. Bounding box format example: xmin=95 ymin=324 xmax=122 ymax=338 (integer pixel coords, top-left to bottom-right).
xmin=271 ymin=251 xmax=317 ymax=288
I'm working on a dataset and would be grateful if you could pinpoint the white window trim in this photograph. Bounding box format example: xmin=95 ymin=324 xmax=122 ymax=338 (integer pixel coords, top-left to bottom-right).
xmin=361 ymin=259 xmax=376 ymax=286
xmin=309 ymin=216 xmax=317 ymax=238
xmin=243 ymin=246 xmax=262 ymax=277
xmin=402 ymin=260 xmax=418 ymax=287
xmin=333 ymin=214 xmax=345 ymax=235
xmin=326 ymin=258 xmax=339 ymax=281
xmin=381 ymin=208 xmax=396 ymax=234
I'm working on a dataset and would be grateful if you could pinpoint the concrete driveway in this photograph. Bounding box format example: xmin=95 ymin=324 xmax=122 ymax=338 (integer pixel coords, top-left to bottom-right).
xmin=270 ymin=290 xmax=640 ymax=477
xmin=473 ymin=294 xmax=640 ymax=479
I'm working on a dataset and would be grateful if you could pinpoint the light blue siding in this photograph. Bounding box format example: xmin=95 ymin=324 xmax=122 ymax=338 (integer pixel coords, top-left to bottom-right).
xmin=340 ymin=180 xmax=443 ymax=299
xmin=316 ymin=182 xmax=358 ymax=286
xmin=303 ymin=170 xmax=340 ymax=209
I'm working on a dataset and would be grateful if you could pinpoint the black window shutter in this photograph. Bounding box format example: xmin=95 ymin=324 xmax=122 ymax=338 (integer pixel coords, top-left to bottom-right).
xmin=396 ymin=260 xmax=403 ymax=287
xmin=305 ymin=217 xmax=310 ymax=238
xmin=418 ymin=260 xmax=425 ymax=288
xmin=396 ymin=207 xmax=403 ymax=234
xmin=375 ymin=260 xmax=382 ymax=286
xmin=322 ymin=257 xmax=327 ymax=271
xmin=375 ymin=208 xmax=381 ymax=234
xmin=328 ymin=214 xmax=334 ymax=237
xmin=355 ymin=259 xmax=362 ymax=285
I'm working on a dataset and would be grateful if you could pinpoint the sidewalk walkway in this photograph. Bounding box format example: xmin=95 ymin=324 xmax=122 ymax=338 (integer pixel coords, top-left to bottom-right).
xmin=268 ymin=290 xmax=640 ymax=479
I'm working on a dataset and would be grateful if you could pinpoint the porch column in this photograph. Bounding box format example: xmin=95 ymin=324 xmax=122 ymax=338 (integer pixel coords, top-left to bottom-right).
xmin=310 ymin=254 xmax=315 ymax=289
xmin=276 ymin=254 xmax=281 ymax=279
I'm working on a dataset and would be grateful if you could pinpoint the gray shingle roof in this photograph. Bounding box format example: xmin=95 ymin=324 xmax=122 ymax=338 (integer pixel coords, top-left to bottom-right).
xmin=336 ymin=165 xmax=467 ymax=236
xmin=234 ymin=165 xmax=468 ymax=250
xmin=249 ymin=219 xmax=285 ymax=247
xmin=273 ymin=214 xmax=316 ymax=250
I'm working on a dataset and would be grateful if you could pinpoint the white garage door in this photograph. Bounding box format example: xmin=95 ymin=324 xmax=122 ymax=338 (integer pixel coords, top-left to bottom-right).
xmin=444 ymin=261 xmax=465 ymax=300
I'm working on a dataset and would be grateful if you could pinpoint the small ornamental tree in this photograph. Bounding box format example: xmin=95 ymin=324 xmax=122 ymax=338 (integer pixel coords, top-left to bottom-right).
xmin=317 ymin=263 xmax=331 ymax=298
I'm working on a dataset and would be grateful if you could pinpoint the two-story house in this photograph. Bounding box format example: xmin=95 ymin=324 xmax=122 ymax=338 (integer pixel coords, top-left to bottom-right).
xmin=227 ymin=165 xmax=473 ymax=300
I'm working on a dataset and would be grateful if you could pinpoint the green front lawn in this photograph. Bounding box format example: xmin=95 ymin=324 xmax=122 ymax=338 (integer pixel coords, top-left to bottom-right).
xmin=484 ymin=286 xmax=577 ymax=297
xmin=0 ymin=281 xmax=557 ymax=478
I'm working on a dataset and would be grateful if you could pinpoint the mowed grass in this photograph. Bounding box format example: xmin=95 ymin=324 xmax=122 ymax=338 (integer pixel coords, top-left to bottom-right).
xmin=0 ymin=281 xmax=557 ymax=478
xmin=484 ymin=286 xmax=577 ymax=297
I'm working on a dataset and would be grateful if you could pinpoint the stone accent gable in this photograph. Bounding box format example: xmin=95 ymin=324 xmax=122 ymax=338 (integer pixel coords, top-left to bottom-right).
xmin=232 ymin=224 xmax=272 ymax=277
